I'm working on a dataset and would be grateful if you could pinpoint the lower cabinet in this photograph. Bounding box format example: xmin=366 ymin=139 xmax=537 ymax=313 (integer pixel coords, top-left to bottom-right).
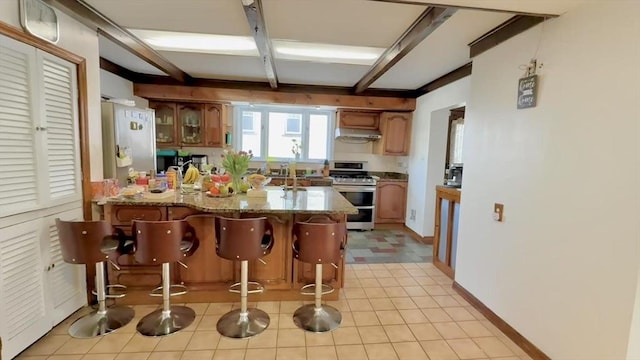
xmin=0 ymin=206 xmax=87 ymax=360
xmin=375 ymin=181 xmax=408 ymax=224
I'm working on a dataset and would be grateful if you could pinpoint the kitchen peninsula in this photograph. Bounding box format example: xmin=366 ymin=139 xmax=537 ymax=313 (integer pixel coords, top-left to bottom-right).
xmin=104 ymin=186 xmax=357 ymax=304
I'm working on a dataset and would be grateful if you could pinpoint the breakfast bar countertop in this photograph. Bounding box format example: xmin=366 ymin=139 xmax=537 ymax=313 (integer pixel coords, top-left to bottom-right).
xmin=105 ymin=186 xmax=358 ymax=215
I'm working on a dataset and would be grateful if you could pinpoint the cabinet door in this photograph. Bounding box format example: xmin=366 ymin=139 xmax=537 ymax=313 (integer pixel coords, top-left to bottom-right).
xmin=178 ymin=103 xmax=204 ymax=146
xmin=375 ymin=181 xmax=408 ymax=223
xmin=150 ymin=101 xmax=178 ymax=147
xmin=0 ymin=218 xmax=50 ymax=360
xmin=204 ymin=103 xmax=223 ymax=147
xmin=337 ymin=110 xmax=380 ymax=129
xmin=376 ymin=112 xmax=412 ymax=156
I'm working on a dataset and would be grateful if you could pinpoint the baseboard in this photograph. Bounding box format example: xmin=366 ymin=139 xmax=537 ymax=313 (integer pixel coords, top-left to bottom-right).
xmin=452 ymin=281 xmax=551 ymax=360
xmin=403 ymin=225 xmax=434 ymax=245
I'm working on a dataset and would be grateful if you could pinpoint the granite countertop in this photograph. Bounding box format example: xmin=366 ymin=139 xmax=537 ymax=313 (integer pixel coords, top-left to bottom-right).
xmin=370 ymin=172 xmax=409 ymax=181
xmin=105 ymin=186 xmax=358 ymax=215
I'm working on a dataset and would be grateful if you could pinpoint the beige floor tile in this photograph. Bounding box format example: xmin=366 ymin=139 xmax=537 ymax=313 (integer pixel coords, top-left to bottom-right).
xmin=335 ymin=344 xmax=368 ymax=360
xmin=114 ymin=353 xmax=151 ymax=360
xmin=456 ymin=321 xmax=493 ymax=338
xmin=444 ymin=307 xmax=476 ymax=321
xmin=395 ymin=277 xmax=419 ymax=287
xmin=433 ymin=322 xmax=469 ymax=340
xmin=359 ymin=278 xmax=382 ymax=287
xmin=347 ymin=299 xmax=373 ymax=312
xmin=389 ymin=269 xmax=411 ymax=278
xmin=180 ymin=350 xmax=214 ymax=360
xmin=340 ymin=312 xmax=355 ymax=327
xmin=186 ymin=330 xmax=220 ymax=350
xmin=331 ymin=326 xmax=362 ymax=345
xmin=412 ymin=276 xmax=437 ymax=286
xmin=398 ymin=309 xmax=428 ymax=324
xmin=343 ymin=278 xmax=361 ymax=288
xmin=147 ymin=352 xmax=183 ymax=360
xmin=451 ymin=295 xmax=471 ymax=307
xmin=216 ymin=336 xmax=249 ymax=350
xmin=355 ymin=270 xmax=375 ymax=279
xmin=186 ymin=303 xmax=210 ymax=315
xmin=365 ymin=343 xmax=399 ymax=360
xmin=204 ymin=303 xmax=233 ymax=315
xmin=47 ymin=355 xmax=83 ymax=360
xmin=89 ymin=333 xmax=135 ymax=354
xmin=248 ymin=329 xmax=278 ymax=348
xmin=154 ymin=331 xmax=193 ymax=352
xmin=305 ymin=331 xmax=334 ymax=346
xmin=383 ymin=324 xmax=416 ymax=343
xmin=367 ymin=264 xmax=388 ymax=270
xmin=422 ymin=308 xmax=454 ymax=322
xmin=119 ymin=317 xmax=144 ymax=334
xmin=407 ymin=269 xmax=428 ymax=277
xmin=275 ymin=347 xmax=307 ymax=360
xmin=401 ymin=263 xmax=420 ymax=270
xmin=278 ymin=313 xmax=297 ymax=329
xmin=375 ymin=310 xmax=405 ymax=325
xmin=121 ymin=334 xmax=161 ymax=353
xmin=423 ymin=285 xmax=449 ymax=296
xmin=432 ymin=295 xmax=461 ymax=308
xmin=55 ymin=338 xmax=102 ymax=355
xmin=384 ymin=263 xmax=404 ymax=270
xmin=212 ymin=349 xmax=245 ymax=360
xmin=342 ymin=288 xmax=367 ymax=299
xmin=393 ymin=341 xmax=429 ymax=360
xmin=371 ymin=269 xmax=393 ymax=278
xmin=390 ymin=298 xmax=417 ymax=310
xmin=277 ymin=328 xmax=306 ymax=347
xmin=196 ymin=315 xmax=221 ymax=331
xmin=326 ymin=300 xmax=351 ymax=312
xmin=473 ymin=337 xmax=514 ymax=357
xmin=402 ymin=286 xmax=428 ymax=297
xmin=363 ymin=287 xmax=388 ymax=299
xmin=408 ymin=323 xmax=443 ymax=341
xmin=352 ymin=311 xmax=381 ymax=326
xmin=464 ymin=306 xmax=486 ymax=321
xmin=358 ymin=325 xmax=390 ymax=344
xmin=447 ymin=338 xmax=486 ymax=359
xmin=280 ymin=301 xmax=304 ymax=314
xmin=377 ymin=277 xmax=400 ymax=287
xmin=410 ymin=296 xmax=440 ymax=309
xmin=245 ymin=348 xmax=276 ymax=360
xmin=369 ymin=298 xmax=395 ymax=311
xmin=82 ymin=354 xmax=118 ymax=360
xmin=306 ymin=345 xmax=337 ymax=360
xmin=257 ymin=301 xmax=281 ymax=313
xmin=420 ymin=340 xmax=459 ymax=360
xmin=21 ymin=334 xmax=70 ymax=356
xmin=384 ymin=287 xmax=409 ymax=298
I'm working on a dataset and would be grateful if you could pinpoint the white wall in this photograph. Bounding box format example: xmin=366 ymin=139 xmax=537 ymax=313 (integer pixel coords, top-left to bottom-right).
xmin=99 ymin=69 xmax=149 ymax=109
xmin=0 ymin=2 xmax=103 ymax=180
xmin=456 ymin=2 xmax=640 ymax=358
xmin=405 ymin=78 xmax=470 ymax=236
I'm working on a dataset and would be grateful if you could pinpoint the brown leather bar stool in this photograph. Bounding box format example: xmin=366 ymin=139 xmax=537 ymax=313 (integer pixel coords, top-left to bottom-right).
xmin=292 ymin=217 xmax=347 ymax=332
xmin=55 ymin=219 xmax=135 ymax=338
xmin=215 ymin=216 xmax=274 ymax=338
xmin=132 ymin=219 xmax=199 ymax=336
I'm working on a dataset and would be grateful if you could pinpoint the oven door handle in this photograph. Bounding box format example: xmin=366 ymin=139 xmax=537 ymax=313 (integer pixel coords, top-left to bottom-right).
xmin=333 ymin=186 xmax=377 ymax=192
xmin=354 ymin=206 xmax=375 ymax=210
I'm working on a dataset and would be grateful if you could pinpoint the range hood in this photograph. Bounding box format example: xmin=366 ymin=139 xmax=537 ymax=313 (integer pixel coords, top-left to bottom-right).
xmin=335 ymin=127 xmax=382 ymax=140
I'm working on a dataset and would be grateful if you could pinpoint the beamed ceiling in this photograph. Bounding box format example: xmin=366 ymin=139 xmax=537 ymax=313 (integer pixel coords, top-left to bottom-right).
xmin=46 ymin=0 xmax=587 ymax=97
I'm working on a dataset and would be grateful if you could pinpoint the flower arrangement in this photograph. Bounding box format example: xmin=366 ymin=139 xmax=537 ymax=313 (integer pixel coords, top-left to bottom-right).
xmin=221 ymin=148 xmax=253 ymax=193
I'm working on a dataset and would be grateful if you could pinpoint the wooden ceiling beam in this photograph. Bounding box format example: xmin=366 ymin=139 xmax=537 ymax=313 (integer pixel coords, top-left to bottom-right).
xmin=241 ymin=0 xmax=278 ymax=88
xmin=353 ymin=6 xmax=457 ymax=94
xmin=468 ymin=15 xmax=546 ymax=58
xmin=412 ymin=62 xmax=472 ymax=97
xmin=44 ymin=0 xmax=190 ymax=82
xmin=365 ymin=0 xmax=558 ymax=18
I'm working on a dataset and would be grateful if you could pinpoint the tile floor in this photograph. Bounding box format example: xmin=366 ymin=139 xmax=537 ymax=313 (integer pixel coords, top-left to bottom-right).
xmin=16 ymin=262 xmax=531 ymax=360
xmin=346 ymin=230 xmax=432 ymax=264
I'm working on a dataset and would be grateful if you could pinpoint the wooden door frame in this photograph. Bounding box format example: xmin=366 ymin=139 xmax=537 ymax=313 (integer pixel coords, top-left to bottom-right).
xmin=433 ymin=186 xmax=461 ymax=278
xmin=444 ymin=106 xmax=465 ymax=170
xmin=0 ymin=21 xmax=92 ymax=221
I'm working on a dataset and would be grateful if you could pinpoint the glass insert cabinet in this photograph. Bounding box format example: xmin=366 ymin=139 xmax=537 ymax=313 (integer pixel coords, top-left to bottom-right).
xmin=149 ymin=101 xmax=224 ymax=148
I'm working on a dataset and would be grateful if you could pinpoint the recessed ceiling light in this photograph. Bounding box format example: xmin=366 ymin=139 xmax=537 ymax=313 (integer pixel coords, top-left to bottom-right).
xmin=273 ymin=40 xmax=384 ymax=65
xmin=129 ymin=29 xmax=258 ymax=56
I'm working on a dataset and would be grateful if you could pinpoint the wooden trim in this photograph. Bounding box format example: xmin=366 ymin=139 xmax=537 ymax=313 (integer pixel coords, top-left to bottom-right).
xmin=412 ymin=62 xmax=472 ymax=97
xmin=354 ymin=6 xmax=457 ymax=93
xmin=365 ymin=0 xmax=559 ymax=18
xmin=445 ymin=198 xmax=454 ymax=265
xmin=99 ymin=57 xmax=143 ymax=83
xmin=433 ymin=186 xmax=461 ymax=279
xmin=402 ymin=225 xmax=434 ymax=245
xmin=0 ymin=21 xmax=82 ymax=63
xmin=445 ymin=106 xmax=465 ymax=169
xmin=134 ymin=84 xmax=417 ymax=111
xmin=452 ymin=282 xmax=551 ymax=360
xmin=242 ymin=0 xmax=278 ymax=88
xmin=469 ymin=15 xmax=547 ymax=58
xmin=44 ymin=0 xmax=189 ymax=82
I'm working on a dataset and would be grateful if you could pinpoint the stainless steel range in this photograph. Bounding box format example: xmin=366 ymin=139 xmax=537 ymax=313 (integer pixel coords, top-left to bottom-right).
xmin=331 ymin=161 xmax=377 ymax=230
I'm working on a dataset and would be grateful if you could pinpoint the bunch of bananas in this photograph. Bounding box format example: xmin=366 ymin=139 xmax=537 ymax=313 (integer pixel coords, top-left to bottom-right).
xmin=183 ymin=164 xmax=200 ymax=184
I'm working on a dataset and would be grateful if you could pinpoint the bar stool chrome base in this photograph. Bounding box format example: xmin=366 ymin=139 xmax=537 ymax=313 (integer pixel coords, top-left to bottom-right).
xmin=293 ymin=304 xmax=341 ymax=333
xmin=137 ymin=306 xmax=196 ymax=337
xmin=69 ymin=306 xmax=135 ymax=338
xmin=216 ymin=308 xmax=270 ymax=338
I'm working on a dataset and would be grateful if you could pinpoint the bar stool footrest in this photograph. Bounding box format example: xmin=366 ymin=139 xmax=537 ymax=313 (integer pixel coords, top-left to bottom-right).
xmin=91 ymin=284 xmax=128 ymax=299
xmin=300 ymin=283 xmax=334 ymax=296
xmin=150 ymin=284 xmax=188 ymax=297
xmin=229 ymin=281 xmax=264 ymax=294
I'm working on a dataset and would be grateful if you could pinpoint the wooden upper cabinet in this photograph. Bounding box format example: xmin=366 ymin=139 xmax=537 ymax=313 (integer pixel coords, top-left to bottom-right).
xmin=375 ymin=181 xmax=408 ymax=224
xmin=374 ymin=112 xmax=412 ymax=156
xmin=150 ymin=101 xmax=178 ymax=148
xmin=337 ymin=110 xmax=380 ymax=129
xmin=204 ymin=103 xmax=223 ymax=147
xmin=178 ymin=103 xmax=204 ymax=146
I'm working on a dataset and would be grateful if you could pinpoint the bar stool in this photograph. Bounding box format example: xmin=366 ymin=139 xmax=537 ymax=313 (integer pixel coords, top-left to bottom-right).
xmin=55 ymin=219 xmax=135 ymax=338
xmin=292 ymin=217 xmax=347 ymax=332
xmin=215 ymin=216 xmax=274 ymax=338
xmin=132 ymin=219 xmax=199 ymax=336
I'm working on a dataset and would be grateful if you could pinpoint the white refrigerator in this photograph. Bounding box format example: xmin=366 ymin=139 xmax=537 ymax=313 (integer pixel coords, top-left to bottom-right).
xmin=101 ymin=102 xmax=156 ymax=185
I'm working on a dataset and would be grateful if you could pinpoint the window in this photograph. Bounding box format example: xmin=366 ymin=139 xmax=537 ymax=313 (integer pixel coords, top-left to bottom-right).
xmin=235 ymin=106 xmax=333 ymax=162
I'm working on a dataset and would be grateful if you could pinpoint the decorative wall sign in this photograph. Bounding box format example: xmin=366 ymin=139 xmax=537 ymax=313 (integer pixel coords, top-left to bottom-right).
xmin=517 ymin=74 xmax=537 ymax=109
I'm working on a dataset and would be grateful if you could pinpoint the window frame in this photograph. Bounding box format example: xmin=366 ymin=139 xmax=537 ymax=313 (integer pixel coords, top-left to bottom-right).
xmin=234 ymin=105 xmax=335 ymax=163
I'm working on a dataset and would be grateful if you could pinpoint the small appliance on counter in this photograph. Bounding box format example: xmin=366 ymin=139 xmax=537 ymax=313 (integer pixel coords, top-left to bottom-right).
xmin=156 ymin=150 xmax=195 ymax=174
xmin=445 ymin=163 xmax=463 ymax=188
xmin=191 ymin=154 xmax=208 ymax=171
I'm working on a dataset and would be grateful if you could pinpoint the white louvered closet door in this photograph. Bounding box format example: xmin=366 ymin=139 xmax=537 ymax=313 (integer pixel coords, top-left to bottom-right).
xmin=0 ymin=218 xmax=49 ymax=360
xmin=0 ymin=34 xmax=40 ymax=217
xmin=37 ymin=50 xmax=82 ymax=206
xmin=44 ymin=208 xmax=87 ymax=325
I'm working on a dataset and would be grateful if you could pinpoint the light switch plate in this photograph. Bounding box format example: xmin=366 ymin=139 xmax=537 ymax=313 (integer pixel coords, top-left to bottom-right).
xmin=494 ymin=203 xmax=504 ymax=222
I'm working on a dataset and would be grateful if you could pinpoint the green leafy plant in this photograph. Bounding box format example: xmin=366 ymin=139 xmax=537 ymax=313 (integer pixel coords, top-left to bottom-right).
xmin=221 ymin=149 xmax=253 ymax=177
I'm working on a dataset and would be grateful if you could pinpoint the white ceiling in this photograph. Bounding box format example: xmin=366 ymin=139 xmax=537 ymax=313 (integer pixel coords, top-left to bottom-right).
xmin=86 ymin=0 xmax=577 ymax=91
